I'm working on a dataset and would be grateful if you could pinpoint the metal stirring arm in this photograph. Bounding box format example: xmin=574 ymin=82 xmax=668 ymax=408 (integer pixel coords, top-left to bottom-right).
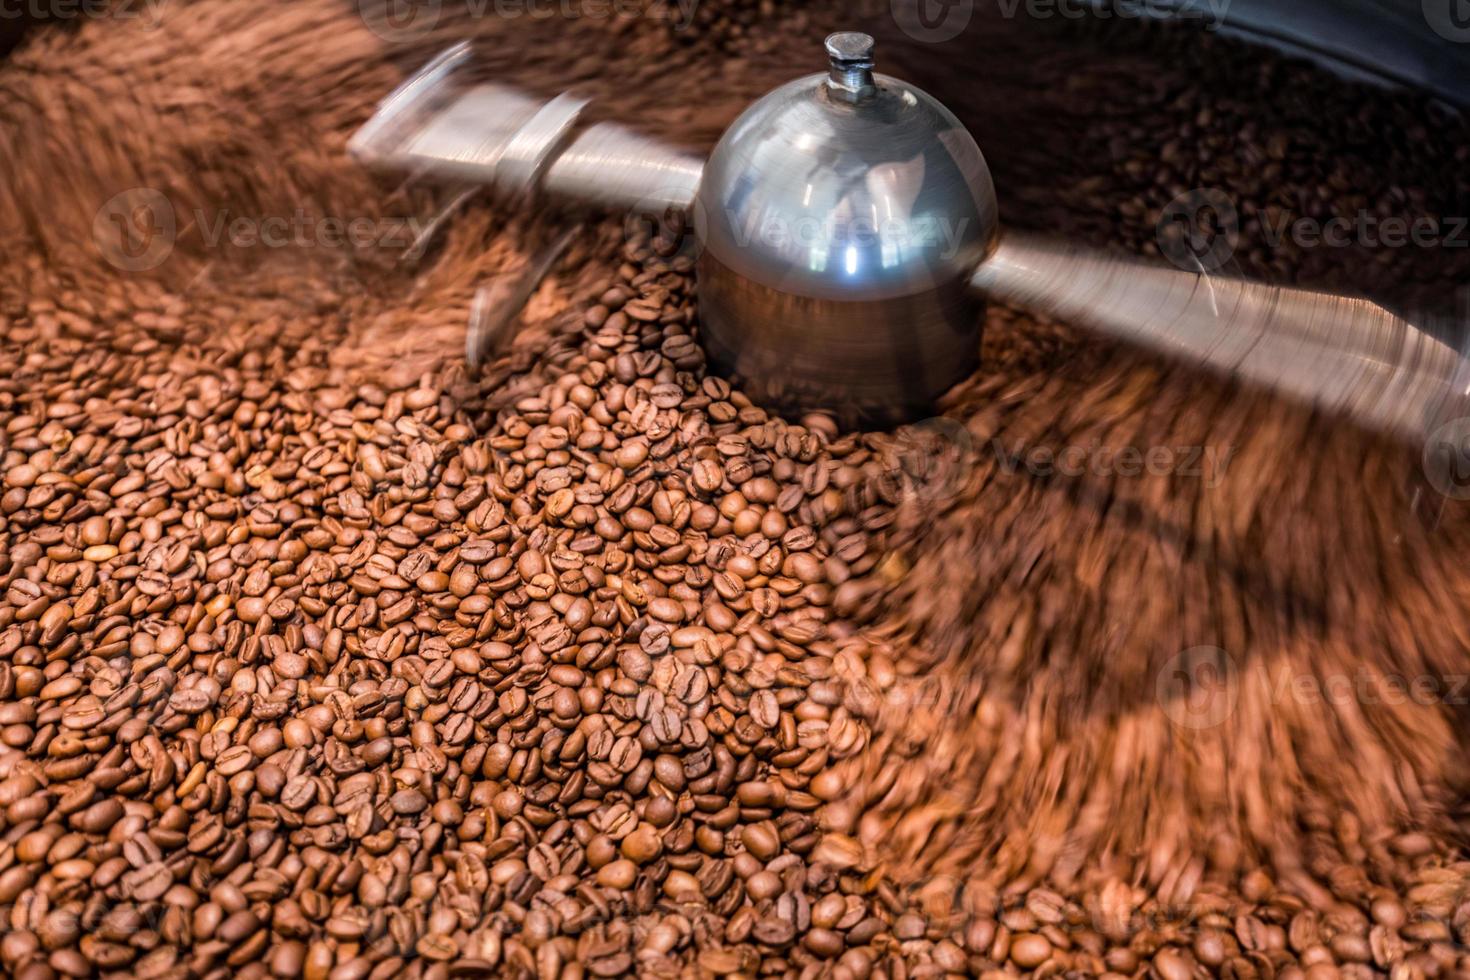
xmin=349 ymin=42 xmax=704 ymax=214
xmin=971 ymin=232 xmax=1469 ymax=441
xmin=356 ymin=45 xmax=1468 ymax=441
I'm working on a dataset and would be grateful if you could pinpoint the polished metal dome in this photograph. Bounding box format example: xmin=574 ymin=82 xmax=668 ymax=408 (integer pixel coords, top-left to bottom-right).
xmin=695 ymin=33 xmax=998 ymax=426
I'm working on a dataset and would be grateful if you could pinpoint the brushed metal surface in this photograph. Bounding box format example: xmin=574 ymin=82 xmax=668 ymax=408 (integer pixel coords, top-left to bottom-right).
xmin=972 ymin=231 xmax=1470 ymax=440
xmin=350 ymin=45 xmax=702 ymax=212
xmin=543 ymin=123 xmax=704 ymax=213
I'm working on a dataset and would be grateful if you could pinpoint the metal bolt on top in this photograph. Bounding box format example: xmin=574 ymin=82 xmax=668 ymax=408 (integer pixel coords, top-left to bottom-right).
xmin=824 ymin=31 xmax=877 ymax=102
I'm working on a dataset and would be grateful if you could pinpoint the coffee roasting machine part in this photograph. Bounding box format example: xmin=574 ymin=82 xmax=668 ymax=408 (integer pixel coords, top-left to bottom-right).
xmin=350 ymin=34 xmax=1470 ymax=438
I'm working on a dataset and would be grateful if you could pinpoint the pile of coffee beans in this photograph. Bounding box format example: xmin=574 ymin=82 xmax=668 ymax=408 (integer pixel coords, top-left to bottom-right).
xmin=1 ymin=1 xmax=1469 ymax=978
xmin=0 ymin=212 xmax=924 ymax=977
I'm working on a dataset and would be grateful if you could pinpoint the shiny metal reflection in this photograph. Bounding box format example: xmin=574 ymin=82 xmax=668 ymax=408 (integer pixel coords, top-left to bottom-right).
xmin=695 ymin=46 xmax=996 ymax=426
xmin=972 ymin=232 xmax=1468 ymax=440
xmin=349 ymin=43 xmax=702 ymax=211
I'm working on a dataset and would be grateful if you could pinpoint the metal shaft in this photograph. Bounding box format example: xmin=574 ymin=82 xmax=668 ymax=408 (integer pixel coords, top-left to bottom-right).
xmin=350 ymin=43 xmax=704 ymax=214
xmin=971 ymin=231 xmax=1469 ymax=441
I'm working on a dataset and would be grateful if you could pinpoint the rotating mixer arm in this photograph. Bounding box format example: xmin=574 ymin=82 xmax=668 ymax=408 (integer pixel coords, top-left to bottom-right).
xmin=350 ymin=43 xmax=702 ymax=366
xmin=349 ymin=43 xmax=704 ymax=214
xmin=970 ymin=231 xmax=1469 ymax=442
xmin=353 ymin=44 xmax=1469 ymax=442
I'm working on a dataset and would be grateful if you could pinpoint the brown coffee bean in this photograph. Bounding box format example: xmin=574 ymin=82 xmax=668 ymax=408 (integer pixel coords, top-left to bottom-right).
xmin=621 ymin=825 xmax=662 ymax=864
xmin=1011 ymin=933 xmax=1052 ymax=968
xmin=215 ymin=745 xmax=255 ymax=776
xmin=123 ymin=863 xmax=173 ymax=902
xmin=748 ymin=690 xmax=779 ymax=728
xmin=742 ymin=822 xmax=780 ymax=860
xmin=672 ymin=666 xmax=709 ymax=704
xmin=752 ymin=916 xmax=796 ymax=947
xmin=1153 ymin=948 xmax=1196 ymax=980
xmin=596 ymin=859 xmax=637 ymax=889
